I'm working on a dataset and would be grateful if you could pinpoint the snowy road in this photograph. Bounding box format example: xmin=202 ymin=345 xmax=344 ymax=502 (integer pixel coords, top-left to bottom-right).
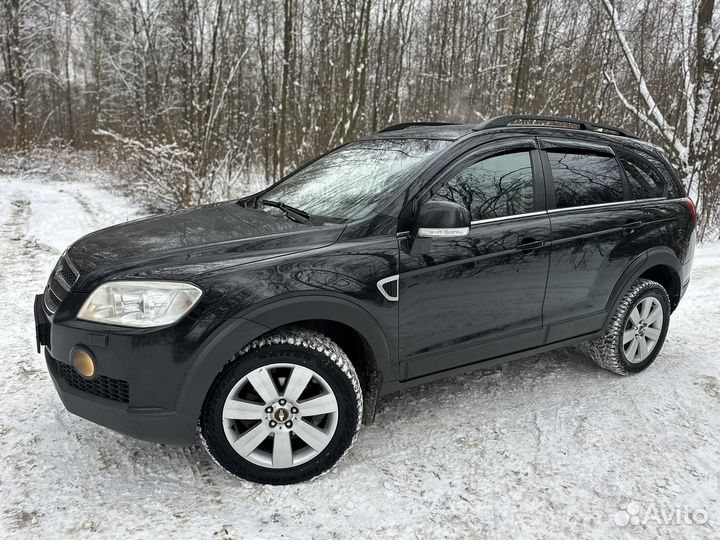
xmin=1 ymin=174 xmax=719 ymax=539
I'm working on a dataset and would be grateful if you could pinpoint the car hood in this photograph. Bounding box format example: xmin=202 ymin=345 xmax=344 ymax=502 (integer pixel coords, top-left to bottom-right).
xmin=68 ymin=201 xmax=344 ymax=289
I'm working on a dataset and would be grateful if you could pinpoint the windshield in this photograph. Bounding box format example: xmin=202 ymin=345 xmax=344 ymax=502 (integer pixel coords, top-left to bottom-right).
xmin=259 ymin=138 xmax=450 ymax=222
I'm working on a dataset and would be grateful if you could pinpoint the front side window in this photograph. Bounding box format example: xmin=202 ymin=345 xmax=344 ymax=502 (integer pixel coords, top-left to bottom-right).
xmin=431 ymin=151 xmax=534 ymax=221
xmin=548 ymin=151 xmax=624 ymax=208
xmin=260 ymin=138 xmax=449 ymax=222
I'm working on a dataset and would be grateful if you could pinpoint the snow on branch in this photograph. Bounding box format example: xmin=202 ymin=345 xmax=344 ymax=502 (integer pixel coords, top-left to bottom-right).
xmin=601 ymin=0 xmax=689 ymax=162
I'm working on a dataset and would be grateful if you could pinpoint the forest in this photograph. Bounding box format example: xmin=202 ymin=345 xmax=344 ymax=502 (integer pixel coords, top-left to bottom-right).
xmin=2 ymin=0 xmax=719 ymax=235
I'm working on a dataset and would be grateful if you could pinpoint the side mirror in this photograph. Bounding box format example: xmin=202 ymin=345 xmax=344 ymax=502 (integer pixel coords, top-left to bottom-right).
xmin=415 ymin=201 xmax=471 ymax=238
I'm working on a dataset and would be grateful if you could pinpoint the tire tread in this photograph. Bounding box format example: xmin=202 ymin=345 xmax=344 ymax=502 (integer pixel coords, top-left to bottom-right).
xmin=580 ymin=278 xmax=669 ymax=375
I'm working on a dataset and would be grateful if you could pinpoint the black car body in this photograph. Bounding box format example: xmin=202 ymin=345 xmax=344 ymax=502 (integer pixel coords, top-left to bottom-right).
xmin=35 ymin=115 xmax=696 ymax=450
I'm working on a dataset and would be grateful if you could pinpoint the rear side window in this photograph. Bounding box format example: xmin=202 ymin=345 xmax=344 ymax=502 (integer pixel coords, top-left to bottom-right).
xmin=547 ymin=151 xmax=624 ymax=208
xmin=620 ymin=153 xmax=667 ymax=199
xmin=431 ymin=151 xmax=534 ymax=221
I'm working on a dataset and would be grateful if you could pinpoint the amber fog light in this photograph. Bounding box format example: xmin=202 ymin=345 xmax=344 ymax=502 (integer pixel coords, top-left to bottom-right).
xmin=71 ymin=348 xmax=95 ymax=379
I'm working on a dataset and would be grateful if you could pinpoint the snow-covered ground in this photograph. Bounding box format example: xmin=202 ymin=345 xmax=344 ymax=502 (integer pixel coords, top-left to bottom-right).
xmin=1 ymin=173 xmax=718 ymax=539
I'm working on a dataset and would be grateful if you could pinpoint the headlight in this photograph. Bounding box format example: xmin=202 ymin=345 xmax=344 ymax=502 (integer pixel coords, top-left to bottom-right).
xmin=77 ymin=281 xmax=202 ymax=328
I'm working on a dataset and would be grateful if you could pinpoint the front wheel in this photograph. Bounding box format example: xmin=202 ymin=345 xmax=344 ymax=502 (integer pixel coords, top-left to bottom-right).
xmin=582 ymin=278 xmax=671 ymax=375
xmin=200 ymin=328 xmax=363 ymax=484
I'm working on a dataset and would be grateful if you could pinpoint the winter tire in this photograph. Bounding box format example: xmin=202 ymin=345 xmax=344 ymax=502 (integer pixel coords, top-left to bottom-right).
xmin=582 ymin=278 xmax=671 ymax=375
xmin=200 ymin=328 xmax=363 ymax=484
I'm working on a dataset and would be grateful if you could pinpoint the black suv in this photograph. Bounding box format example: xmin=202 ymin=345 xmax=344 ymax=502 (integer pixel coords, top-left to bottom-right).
xmin=34 ymin=115 xmax=696 ymax=484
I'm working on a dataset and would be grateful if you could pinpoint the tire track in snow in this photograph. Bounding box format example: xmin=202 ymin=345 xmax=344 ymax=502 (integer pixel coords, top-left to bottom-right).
xmin=0 ymin=195 xmax=49 ymax=383
xmin=0 ymin=179 xmax=144 ymax=537
xmin=67 ymin=187 xmax=102 ymax=223
xmin=0 ymin=198 xmax=30 ymax=285
xmin=0 ymin=192 xmax=52 ymax=535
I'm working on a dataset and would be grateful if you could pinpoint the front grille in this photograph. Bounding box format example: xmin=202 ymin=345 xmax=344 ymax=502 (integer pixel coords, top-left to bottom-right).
xmin=44 ymin=255 xmax=79 ymax=313
xmin=55 ymin=359 xmax=130 ymax=403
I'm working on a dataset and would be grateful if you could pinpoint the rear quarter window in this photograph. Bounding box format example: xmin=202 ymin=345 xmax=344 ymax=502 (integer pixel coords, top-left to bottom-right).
xmin=639 ymin=151 xmax=684 ymax=199
xmin=620 ymin=153 xmax=667 ymax=199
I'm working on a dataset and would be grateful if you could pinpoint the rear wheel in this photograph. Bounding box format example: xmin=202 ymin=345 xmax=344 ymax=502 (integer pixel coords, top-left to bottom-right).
xmin=200 ymin=328 xmax=362 ymax=484
xmin=582 ymin=279 xmax=670 ymax=375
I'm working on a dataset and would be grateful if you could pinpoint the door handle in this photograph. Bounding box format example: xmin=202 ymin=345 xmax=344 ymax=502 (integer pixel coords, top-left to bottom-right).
xmin=517 ymin=238 xmax=544 ymax=253
xmin=622 ymin=220 xmax=644 ymax=234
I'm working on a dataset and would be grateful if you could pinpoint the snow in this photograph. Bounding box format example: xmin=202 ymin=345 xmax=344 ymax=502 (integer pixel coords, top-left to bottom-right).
xmin=1 ymin=173 xmax=719 ymax=539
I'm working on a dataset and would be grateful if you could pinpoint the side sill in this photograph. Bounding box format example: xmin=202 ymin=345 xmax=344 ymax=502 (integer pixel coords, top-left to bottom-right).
xmin=380 ymin=330 xmax=602 ymax=397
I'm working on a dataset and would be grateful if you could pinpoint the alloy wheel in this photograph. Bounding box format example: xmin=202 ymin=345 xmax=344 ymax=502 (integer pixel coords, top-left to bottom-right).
xmin=221 ymin=363 xmax=339 ymax=468
xmin=622 ymin=296 xmax=664 ymax=364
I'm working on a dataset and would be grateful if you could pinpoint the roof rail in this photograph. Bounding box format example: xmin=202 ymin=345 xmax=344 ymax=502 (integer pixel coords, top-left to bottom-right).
xmin=473 ymin=115 xmax=638 ymax=139
xmin=376 ymin=121 xmax=460 ymax=133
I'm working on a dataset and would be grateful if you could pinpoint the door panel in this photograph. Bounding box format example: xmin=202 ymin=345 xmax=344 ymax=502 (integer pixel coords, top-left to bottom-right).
xmin=396 ymin=142 xmax=551 ymax=380
xmin=398 ymin=213 xmax=551 ymax=380
xmin=539 ymin=139 xmax=648 ymax=341
xmin=542 ymin=203 xmax=647 ymax=342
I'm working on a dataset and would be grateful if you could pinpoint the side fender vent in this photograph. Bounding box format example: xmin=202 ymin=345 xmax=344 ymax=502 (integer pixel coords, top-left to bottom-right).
xmin=377 ymin=275 xmax=399 ymax=302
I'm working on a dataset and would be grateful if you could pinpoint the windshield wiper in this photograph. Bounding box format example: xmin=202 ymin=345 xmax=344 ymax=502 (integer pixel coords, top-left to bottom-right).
xmin=261 ymin=199 xmax=312 ymax=224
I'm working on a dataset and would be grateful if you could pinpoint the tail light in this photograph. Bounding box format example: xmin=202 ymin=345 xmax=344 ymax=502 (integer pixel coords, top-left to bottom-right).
xmin=683 ymin=197 xmax=698 ymax=224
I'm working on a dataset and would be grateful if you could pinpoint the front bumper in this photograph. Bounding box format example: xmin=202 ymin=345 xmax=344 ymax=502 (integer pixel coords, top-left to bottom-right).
xmin=45 ymin=350 xmax=194 ymax=444
xmin=35 ymin=293 xmax=202 ymax=445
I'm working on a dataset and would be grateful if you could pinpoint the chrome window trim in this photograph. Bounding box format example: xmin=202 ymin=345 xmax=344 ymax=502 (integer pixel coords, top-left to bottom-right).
xmin=396 ymin=197 xmax=666 ymax=236
xmin=470 ymin=210 xmax=547 ymax=226
xmin=547 ymin=200 xmax=639 ymax=214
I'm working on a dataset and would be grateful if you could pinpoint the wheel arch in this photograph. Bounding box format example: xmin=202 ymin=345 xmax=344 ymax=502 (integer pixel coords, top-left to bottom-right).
xmin=176 ymin=294 xmax=392 ymax=430
xmin=604 ymin=247 xmax=682 ymax=330
xmin=636 ymin=264 xmax=681 ymax=310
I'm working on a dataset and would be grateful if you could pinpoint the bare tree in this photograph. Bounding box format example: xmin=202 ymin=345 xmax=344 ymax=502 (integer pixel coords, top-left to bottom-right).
xmin=1 ymin=0 xmax=29 ymax=144
xmin=0 ymin=0 xmax=718 ymax=231
xmin=602 ymin=0 xmax=720 ymax=233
